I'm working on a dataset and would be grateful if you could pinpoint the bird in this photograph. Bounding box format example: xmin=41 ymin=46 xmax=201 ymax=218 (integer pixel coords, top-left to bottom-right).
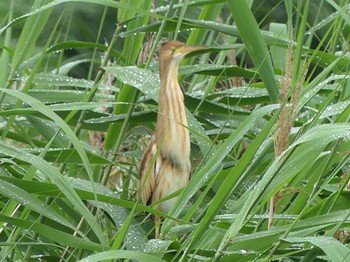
xmin=138 ymin=40 xmax=206 ymax=238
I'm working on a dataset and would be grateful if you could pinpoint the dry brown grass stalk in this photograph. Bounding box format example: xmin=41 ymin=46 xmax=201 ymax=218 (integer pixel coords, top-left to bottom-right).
xmin=268 ymin=38 xmax=308 ymax=230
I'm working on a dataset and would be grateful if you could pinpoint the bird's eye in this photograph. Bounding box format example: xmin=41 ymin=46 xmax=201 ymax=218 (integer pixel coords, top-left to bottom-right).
xmin=170 ymin=47 xmax=175 ymax=54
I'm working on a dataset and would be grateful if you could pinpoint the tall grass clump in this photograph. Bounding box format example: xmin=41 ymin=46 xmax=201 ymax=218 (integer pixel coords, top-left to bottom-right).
xmin=0 ymin=0 xmax=349 ymax=261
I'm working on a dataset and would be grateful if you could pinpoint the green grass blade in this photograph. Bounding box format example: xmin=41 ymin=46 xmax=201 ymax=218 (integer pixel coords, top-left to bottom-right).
xmin=0 ymin=128 xmax=106 ymax=247
xmin=0 ymin=178 xmax=79 ymax=232
xmin=104 ymin=0 xmax=152 ymax=151
xmin=0 ymin=213 xmax=105 ymax=252
xmin=77 ymin=250 xmax=165 ymax=262
xmin=179 ymin=107 xmax=277 ymax=258
xmin=10 ymin=0 xmax=52 ymax=71
xmin=227 ymin=0 xmax=279 ymax=102
xmin=0 ymin=0 xmax=160 ymax=36
xmin=283 ymin=236 xmax=350 ymax=261
xmin=91 ymin=201 xmax=147 ymax=252
xmin=0 ymin=88 xmax=95 ymax=182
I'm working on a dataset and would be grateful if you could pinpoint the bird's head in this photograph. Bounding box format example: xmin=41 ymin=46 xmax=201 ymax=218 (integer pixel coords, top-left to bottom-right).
xmin=159 ymin=40 xmax=207 ymax=64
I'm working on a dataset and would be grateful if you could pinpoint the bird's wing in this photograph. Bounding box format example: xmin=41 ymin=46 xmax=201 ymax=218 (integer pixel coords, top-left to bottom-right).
xmin=138 ymin=138 xmax=160 ymax=205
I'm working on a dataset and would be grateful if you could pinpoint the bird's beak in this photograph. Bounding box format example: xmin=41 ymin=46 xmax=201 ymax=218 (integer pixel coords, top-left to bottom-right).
xmin=176 ymin=45 xmax=208 ymax=58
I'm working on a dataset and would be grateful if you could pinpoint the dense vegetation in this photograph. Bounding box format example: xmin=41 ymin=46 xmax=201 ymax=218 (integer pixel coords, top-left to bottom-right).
xmin=0 ymin=0 xmax=349 ymax=261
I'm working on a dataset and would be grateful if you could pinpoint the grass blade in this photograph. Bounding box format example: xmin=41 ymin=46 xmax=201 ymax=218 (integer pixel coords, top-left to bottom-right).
xmin=227 ymin=0 xmax=279 ymax=101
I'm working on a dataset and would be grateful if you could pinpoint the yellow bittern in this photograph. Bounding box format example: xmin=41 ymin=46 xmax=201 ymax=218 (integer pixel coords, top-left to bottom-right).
xmin=138 ymin=40 xmax=206 ymax=238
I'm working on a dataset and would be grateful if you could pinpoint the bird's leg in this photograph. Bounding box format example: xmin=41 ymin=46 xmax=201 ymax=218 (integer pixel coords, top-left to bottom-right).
xmin=155 ymin=215 xmax=161 ymax=239
xmin=268 ymin=196 xmax=276 ymax=229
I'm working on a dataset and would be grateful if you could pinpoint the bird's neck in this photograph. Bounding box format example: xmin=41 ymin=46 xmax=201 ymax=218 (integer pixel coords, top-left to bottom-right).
xmin=155 ymin=60 xmax=190 ymax=169
xmin=158 ymin=60 xmax=185 ymax=122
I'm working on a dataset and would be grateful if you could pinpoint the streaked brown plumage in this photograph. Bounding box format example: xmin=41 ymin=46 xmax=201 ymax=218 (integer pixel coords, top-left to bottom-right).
xmin=138 ymin=40 xmax=206 ymax=238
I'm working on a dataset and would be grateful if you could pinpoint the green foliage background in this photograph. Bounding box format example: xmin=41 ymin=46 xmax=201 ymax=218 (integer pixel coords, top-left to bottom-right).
xmin=0 ymin=0 xmax=350 ymax=261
